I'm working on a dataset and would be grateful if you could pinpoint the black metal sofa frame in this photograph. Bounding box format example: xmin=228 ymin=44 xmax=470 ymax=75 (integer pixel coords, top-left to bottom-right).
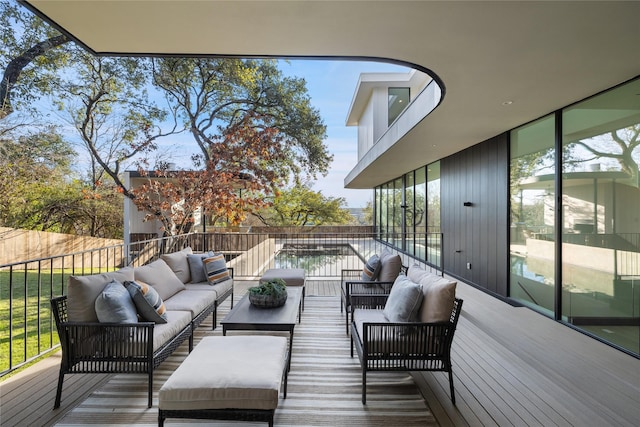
xmin=350 ymin=293 xmax=464 ymax=404
xmin=50 ymin=269 xmax=234 ymax=410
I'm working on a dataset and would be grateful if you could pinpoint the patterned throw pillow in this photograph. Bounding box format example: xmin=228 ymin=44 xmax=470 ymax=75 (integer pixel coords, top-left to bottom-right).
xmin=361 ymin=254 xmax=381 ymax=281
xmin=203 ymin=253 xmax=230 ymax=285
xmin=187 ymin=251 xmax=215 ymax=283
xmin=124 ymin=280 xmax=168 ymax=323
xmin=94 ymin=280 xmax=139 ymax=323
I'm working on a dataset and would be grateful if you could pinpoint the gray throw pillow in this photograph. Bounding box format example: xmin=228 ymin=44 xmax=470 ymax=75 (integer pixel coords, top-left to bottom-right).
xmin=124 ymin=280 xmax=168 ymax=323
xmin=187 ymin=251 xmax=214 ymax=283
xmin=94 ymin=280 xmax=138 ymax=323
xmin=383 ymin=275 xmax=423 ymax=322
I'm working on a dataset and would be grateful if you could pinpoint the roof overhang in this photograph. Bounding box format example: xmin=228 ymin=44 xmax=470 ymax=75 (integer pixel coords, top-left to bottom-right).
xmin=22 ymin=0 xmax=640 ymax=188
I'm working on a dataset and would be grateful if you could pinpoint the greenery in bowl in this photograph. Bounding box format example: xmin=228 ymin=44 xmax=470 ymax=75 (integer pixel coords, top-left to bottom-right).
xmin=248 ymin=278 xmax=287 ymax=296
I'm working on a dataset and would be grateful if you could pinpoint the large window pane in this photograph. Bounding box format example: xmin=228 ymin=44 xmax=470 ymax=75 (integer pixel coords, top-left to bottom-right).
xmin=393 ymin=178 xmax=403 ymax=248
xmin=415 ymin=167 xmax=427 ymax=259
xmin=405 ymin=171 xmax=415 ymax=255
xmin=561 ymin=78 xmax=640 ymax=355
xmin=510 ymin=115 xmax=556 ymax=316
xmin=427 ymin=161 xmax=441 ymax=267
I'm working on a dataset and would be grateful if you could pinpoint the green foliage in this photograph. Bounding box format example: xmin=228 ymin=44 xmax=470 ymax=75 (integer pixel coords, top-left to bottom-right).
xmin=253 ymin=182 xmax=353 ymax=227
xmin=248 ymin=278 xmax=287 ymax=296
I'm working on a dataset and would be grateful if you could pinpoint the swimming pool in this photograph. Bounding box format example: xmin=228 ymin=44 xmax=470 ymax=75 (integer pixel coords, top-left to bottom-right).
xmin=274 ymin=243 xmax=363 ymax=277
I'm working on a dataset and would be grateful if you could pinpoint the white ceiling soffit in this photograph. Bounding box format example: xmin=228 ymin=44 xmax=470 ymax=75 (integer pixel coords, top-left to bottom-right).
xmin=23 ymin=0 xmax=640 ymax=188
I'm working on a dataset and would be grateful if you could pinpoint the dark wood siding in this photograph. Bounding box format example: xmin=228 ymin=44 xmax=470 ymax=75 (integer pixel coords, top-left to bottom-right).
xmin=441 ymin=134 xmax=509 ymax=296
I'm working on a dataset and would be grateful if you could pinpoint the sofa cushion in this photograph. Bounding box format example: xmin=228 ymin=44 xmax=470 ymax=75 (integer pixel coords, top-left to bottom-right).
xmin=185 ymin=277 xmax=233 ymax=298
xmin=161 ymin=247 xmax=193 ymax=284
xmin=124 ymin=280 xmax=168 ymax=323
xmin=408 ymin=264 xmax=444 ymax=287
xmin=163 ymin=290 xmax=217 ymax=318
xmin=67 ymin=267 xmax=135 ymax=322
xmin=203 ymin=253 xmax=230 ymax=285
xmin=361 ymin=254 xmax=381 ymax=281
xmin=420 ymin=277 xmax=457 ymax=323
xmin=187 ymin=251 xmax=214 ymax=283
xmin=378 ymin=250 xmax=403 ymax=282
xmin=152 ymin=310 xmax=192 ymax=352
xmin=94 ymin=280 xmax=139 ymax=323
xmin=134 ymin=259 xmax=186 ymax=300
xmin=383 ymin=275 xmax=423 ymax=322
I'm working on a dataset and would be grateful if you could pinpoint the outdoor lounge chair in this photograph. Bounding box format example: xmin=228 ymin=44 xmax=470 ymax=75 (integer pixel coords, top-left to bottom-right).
xmin=341 ymin=249 xmax=406 ymax=334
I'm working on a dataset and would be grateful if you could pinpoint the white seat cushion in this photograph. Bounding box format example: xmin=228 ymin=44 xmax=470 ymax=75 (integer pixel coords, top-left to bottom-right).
xmin=163 ymin=290 xmax=216 ymax=318
xmin=159 ymin=335 xmax=288 ymax=410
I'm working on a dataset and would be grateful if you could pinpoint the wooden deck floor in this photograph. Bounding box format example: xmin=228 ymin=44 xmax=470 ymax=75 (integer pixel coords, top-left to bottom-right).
xmin=1 ymin=278 xmax=639 ymax=427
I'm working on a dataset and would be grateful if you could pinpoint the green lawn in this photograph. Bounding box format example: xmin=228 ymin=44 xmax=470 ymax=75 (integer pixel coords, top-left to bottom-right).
xmin=0 ymin=268 xmax=113 ymax=375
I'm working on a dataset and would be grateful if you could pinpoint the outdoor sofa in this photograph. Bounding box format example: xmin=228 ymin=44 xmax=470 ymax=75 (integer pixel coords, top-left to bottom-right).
xmin=350 ymin=264 xmax=463 ymax=404
xmin=50 ymin=247 xmax=233 ymax=409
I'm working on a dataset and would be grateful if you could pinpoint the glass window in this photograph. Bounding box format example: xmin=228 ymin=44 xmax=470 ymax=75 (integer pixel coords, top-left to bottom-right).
xmin=426 ymin=161 xmax=441 ymax=267
xmin=388 ymin=87 xmax=410 ymax=126
xmin=393 ymin=178 xmax=403 ymax=248
xmin=405 ymin=171 xmax=415 ymax=255
xmin=509 ymin=115 xmax=556 ymax=316
xmin=561 ymin=78 xmax=640 ymax=355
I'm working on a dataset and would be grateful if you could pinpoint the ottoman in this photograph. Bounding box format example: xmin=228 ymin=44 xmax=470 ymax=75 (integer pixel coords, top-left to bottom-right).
xmin=158 ymin=335 xmax=289 ymax=427
xmin=260 ymin=268 xmax=306 ymax=310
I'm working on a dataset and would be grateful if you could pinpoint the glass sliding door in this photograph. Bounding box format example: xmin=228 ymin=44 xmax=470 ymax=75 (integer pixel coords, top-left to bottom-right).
xmin=561 ymin=78 xmax=640 ymax=355
xmin=509 ymin=115 xmax=556 ymax=316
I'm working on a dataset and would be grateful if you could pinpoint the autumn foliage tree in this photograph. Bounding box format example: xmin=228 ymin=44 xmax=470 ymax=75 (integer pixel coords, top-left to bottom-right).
xmin=131 ymin=114 xmax=290 ymax=234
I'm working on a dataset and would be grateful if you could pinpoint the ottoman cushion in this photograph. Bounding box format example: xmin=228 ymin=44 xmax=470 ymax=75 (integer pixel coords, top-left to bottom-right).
xmin=260 ymin=268 xmax=305 ymax=287
xmin=159 ymin=335 xmax=288 ymax=411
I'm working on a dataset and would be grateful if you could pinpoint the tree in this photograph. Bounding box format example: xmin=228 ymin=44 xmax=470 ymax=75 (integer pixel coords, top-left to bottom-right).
xmin=1 ymin=0 xmax=71 ymax=118
xmin=131 ymin=115 xmax=286 ymax=234
xmin=252 ymin=182 xmax=353 ymax=227
xmin=151 ymin=58 xmax=331 ymax=180
xmin=0 ymin=128 xmax=124 ymax=237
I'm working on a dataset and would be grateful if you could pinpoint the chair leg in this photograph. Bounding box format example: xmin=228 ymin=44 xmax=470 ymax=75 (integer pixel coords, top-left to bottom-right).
xmin=53 ymin=370 xmax=64 ymax=409
xmin=448 ymin=368 xmax=456 ymax=405
xmin=362 ymin=370 xmax=367 ymax=404
xmin=148 ymin=370 xmax=153 ymax=408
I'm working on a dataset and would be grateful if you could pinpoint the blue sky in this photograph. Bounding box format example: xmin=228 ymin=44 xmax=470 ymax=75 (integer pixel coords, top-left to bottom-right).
xmin=277 ymin=59 xmax=410 ymax=208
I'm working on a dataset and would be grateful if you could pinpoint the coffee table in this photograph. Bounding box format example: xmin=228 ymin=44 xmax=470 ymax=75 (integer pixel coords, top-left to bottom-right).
xmin=221 ymin=287 xmax=303 ymax=373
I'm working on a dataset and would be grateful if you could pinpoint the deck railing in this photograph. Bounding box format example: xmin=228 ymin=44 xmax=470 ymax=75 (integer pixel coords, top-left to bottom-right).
xmin=0 ymin=228 xmax=443 ymax=376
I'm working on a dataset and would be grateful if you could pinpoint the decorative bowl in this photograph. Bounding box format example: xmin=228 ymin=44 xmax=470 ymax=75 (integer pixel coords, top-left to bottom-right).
xmin=249 ymin=292 xmax=287 ymax=308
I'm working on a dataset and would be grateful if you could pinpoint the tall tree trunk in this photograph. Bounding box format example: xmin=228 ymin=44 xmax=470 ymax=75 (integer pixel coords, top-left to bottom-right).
xmin=0 ymin=34 xmax=69 ymax=118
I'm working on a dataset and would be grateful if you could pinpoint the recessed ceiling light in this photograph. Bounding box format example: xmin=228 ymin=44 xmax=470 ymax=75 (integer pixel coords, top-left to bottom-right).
xmin=502 ymin=100 xmax=513 ymax=106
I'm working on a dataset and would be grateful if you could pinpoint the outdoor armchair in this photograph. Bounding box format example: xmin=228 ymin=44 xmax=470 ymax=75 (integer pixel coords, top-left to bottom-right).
xmin=341 ymin=249 xmax=406 ymax=334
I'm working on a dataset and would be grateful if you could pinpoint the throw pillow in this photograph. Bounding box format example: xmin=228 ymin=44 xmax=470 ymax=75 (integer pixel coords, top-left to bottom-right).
xmin=378 ymin=252 xmax=403 ymax=282
xmin=124 ymin=280 xmax=168 ymax=324
xmin=187 ymin=251 xmax=215 ymax=283
xmin=94 ymin=280 xmax=139 ymax=323
xmin=361 ymin=254 xmax=381 ymax=281
xmin=67 ymin=267 xmax=135 ymax=322
xmin=419 ymin=277 xmax=457 ymax=323
xmin=160 ymin=247 xmax=193 ymax=284
xmin=133 ymin=259 xmax=186 ymax=301
xmin=203 ymin=253 xmax=230 ymax=285
xmin=383 ymin=275 xmax=423 ymax=322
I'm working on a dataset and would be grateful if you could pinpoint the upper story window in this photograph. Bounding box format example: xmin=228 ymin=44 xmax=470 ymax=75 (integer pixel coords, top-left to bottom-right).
xmin=388 ymin=87 xmax=410 ymax=126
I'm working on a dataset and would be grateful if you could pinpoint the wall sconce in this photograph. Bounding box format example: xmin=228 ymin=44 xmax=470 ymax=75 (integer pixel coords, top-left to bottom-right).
xmin=463 ymin=201 xmax=473 ymax=207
